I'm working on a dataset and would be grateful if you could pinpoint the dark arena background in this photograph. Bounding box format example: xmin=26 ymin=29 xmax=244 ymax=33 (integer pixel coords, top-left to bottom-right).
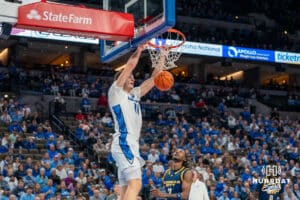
xmin=0 ymin=0 xmax=299 ymax=200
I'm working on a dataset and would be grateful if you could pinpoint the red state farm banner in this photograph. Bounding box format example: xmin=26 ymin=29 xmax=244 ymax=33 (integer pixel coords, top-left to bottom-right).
xmin=16 ymin=1 xmax=134 ymax=41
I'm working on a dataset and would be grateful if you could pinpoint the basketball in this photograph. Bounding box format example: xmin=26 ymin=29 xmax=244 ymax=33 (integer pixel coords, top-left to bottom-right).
xmin=154 ymin=71 xmax=174 ymax=91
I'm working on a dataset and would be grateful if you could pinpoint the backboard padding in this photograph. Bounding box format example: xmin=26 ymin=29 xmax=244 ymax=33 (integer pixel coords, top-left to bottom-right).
xmin=100 ymin=0 xmax=175 ymax=63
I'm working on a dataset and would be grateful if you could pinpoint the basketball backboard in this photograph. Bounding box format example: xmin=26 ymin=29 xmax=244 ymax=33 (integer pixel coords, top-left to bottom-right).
xmin=100 ymin=0 xmax=175 ymax=63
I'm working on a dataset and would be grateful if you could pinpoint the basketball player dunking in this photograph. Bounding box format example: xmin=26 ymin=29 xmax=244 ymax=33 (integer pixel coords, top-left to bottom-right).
xmin=108 ymin=44 xmax=161 ymax=200
xmin=151 ymin=149 xmax=193 ymax=200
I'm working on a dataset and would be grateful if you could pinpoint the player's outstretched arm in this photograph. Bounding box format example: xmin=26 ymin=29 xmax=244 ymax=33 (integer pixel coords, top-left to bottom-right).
xmin=181 ymin=169 xmax=193 ymax=199
xmin=139 ymin=48 xmax=166 ymax=97
xmin=139 ymin=66 xmax=161 ymax=97
xmin=115 ymin=45 xmax=145 ymax=87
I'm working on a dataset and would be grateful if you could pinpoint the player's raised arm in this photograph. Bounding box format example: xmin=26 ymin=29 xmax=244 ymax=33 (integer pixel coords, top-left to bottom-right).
xmin=180 ymin=169 xmax=193 ymax=199
xmin=139 ymin=48 xmax=166 ymax=97
xmin=139 ymin=66 xmax=161 ymax=97
xmin=115 ymin=45 xmax=145 ymax=87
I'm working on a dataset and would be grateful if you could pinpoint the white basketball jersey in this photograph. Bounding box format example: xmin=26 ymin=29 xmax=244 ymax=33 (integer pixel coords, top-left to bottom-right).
xmin=108 ymin=82 xmax=142 ymax=155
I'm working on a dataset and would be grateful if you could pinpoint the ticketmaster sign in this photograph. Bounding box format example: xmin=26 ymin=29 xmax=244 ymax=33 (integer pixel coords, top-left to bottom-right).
xmin=275 ymin=51 xmax=300 ymax=64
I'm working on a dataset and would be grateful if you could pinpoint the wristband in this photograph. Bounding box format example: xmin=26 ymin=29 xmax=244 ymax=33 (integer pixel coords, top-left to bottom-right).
xmin=176 ymin=193 xmax=182 ymax=200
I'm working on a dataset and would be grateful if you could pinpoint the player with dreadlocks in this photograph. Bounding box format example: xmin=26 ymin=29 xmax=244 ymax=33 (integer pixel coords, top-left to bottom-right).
xmin=151 ymin=148 xmax=193 ymax=200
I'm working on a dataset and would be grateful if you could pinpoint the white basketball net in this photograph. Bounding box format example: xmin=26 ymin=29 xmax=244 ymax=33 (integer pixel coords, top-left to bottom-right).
xmin=148 ymin=30 xmax=184 ymax=70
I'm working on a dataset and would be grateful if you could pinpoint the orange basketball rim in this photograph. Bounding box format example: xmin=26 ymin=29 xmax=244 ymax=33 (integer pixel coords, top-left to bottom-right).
xmin=147 ymin=28 xmax=186 ymax=49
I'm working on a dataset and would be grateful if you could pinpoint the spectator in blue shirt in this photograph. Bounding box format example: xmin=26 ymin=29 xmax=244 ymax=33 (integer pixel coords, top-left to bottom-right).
xmin=20 ymin=185 xmax=35 ymax=200
xmin=159 ymin=149 xmax=169 ymax=164
xmin=58 ymin=181 xmax=70 ymax=198
xmin=35 ymin=168 xmax=48 ymax=188
xmin=24 ymin=137 xmax=36 ymax=151
xmin=63 ymin=151 xmax=75 ymax=165
xmin=12 ymin=178 xmax=25 ymax=198
xmin=23 ymin=169 xmax=35 ymax=186
xmin=8 ymin=121 xmax=23 ymax=133
xmin=14 ymin=136 xmax=25 ymax=150
xmin=218 ymin=191 xmax=230 ymax=200
xmin=27 ymin=119 xmax=38 ymax=133
xmin=142 ymin=168 xmax=153 ymax=186
xmin=102 ymin=173 xmax=114 ymax=191
xmin=50 ymin=154 xmax=62 ymax=169
xmin=46 ymin=135 xmax=56 ymax=150
xmin=75 ymin=126 xmax=84 ymax=141
xmin=47 ymin=144 xmax=58 ymax=160
xmin=0 ymin=145 xmax=8 ymax=154
xmin=155 ymin=114 xmax=166 ymax=126
xmin=241 ymin=168 xmax=252 ymax=182
xmin=33 ymin=127 xmax=45 ymax=140
xmin=218 ymin=99 xmax=226 ymax=115
xmin=44 ymin=128 xmax=56 ymax=141
xmin=41 ymin=179 xmax=56 ymax=200
xmin=151 ymin=172 xmax=162 ymax=188
xmin=240 ymin=107 xmax=251 ymax=122
xmin=201 ymin=142 xmax=213 ymax=155
xmin=145 ymin=122 xmax=158 ymax=135
xmin=80 ymin=94 xmax=91 ymax=113
xmin=250 ymin=161 xmax=261 ymax=175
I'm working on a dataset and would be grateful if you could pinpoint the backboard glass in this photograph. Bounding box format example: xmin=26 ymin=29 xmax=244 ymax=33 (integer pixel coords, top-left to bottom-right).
xmin=100 ymin=0 xmax=175 ymax=63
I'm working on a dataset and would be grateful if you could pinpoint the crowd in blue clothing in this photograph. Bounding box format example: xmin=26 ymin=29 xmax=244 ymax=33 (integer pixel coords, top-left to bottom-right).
xmin=0 ymin=98 xmax=119 ymax=200
xmin=14 ymin=68 xmax=251 ymax=110
xmin=2 ymin=65 xmax=298 ymax=112
xmin=0 ymin=68 xmax=299 ymax=199
xmin=5 ymin=66 xmax=298 ymax=113
xmin=0 ymin=92 xmax=299 ymax=200
xmin=136 ymin=108 xmax=300 ymax=199
xmin=70 ymin=95 xmax=300 ymax=200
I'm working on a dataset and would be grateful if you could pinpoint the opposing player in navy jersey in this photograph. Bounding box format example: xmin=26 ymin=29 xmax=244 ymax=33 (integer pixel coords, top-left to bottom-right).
xmin=151 ymin=148 xmax=193 ymax=200
xmin=108 ymin=45 xmax=161 ymax=200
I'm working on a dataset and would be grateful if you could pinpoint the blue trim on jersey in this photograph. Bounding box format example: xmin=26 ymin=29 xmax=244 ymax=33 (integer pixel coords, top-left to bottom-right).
xmin=112 ymin=104 xmax=134 ymax=164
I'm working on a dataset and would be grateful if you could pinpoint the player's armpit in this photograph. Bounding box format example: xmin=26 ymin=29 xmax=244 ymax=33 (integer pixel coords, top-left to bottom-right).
xmin=181 ymin=170 xmax=193 ymax=199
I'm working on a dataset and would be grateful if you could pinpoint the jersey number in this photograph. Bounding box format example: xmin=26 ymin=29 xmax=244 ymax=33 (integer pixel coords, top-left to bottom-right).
xmin=269 ymin=195 xmax=273 ymax=200
xmin=168 ymin=188 xmax=172 ymax=194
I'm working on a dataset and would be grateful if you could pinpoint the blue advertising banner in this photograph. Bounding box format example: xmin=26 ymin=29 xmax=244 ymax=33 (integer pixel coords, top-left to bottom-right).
xmin=223 ymin=46 xmax=275 ymax=62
